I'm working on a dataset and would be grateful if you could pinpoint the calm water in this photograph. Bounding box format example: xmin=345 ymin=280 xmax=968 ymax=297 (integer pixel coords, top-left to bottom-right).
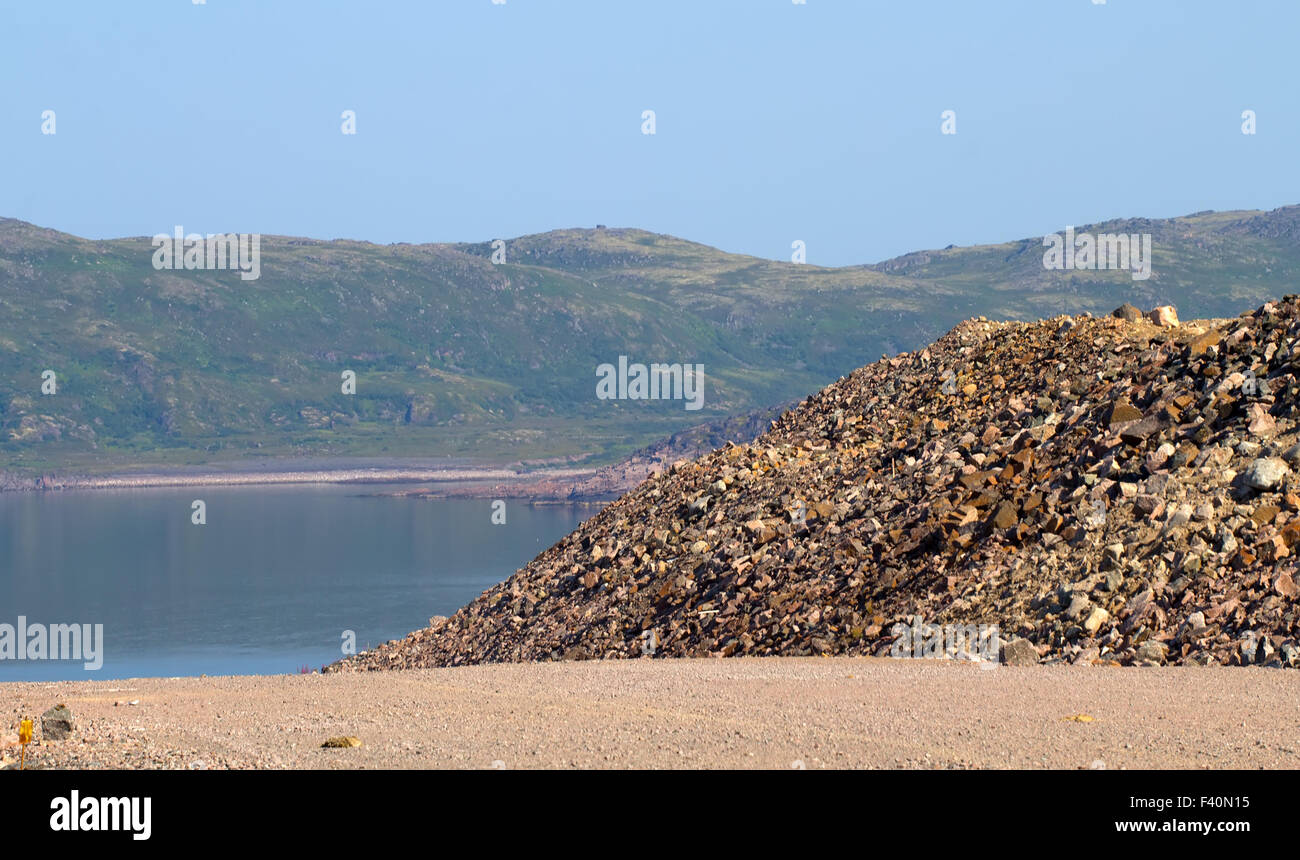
xmin=0 ymin=485 xmax=591 ymax=681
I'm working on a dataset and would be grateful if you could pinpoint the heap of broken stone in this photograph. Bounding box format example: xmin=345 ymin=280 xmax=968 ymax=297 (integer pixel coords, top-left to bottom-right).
xmin=332 ymin=298 xmax=1300 ymax=670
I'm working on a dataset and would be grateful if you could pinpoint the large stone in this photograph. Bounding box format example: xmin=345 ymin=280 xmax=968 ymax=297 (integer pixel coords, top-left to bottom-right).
xmin=1065 ymin=593 xmax=1091 ymax=621
xmin=1083 ymin=606 xmax=1110 ymax=635
xmin=1147 ymin=305 xmax=1179 ymax=328
xmin=990 ymin=501 xmax=1018 ymax=530
xmin=1181 ymin=611 xmax=1206 ymax=638
xmin=1134 ymin=640 xmax=1169 ymax=665
xmin=1187 ymin=329 xmax=1222 ymax=357
xmin=1244 ymin=457 xmax=1289 ymax=491
xmin=1111 ymin=303 xmax=1143 ymax=322
xmin=1245 ymin=404 xmax=1276 ymax=437
xmin=745 ymin=519 xmax=777 ymax=544
xmin=1107 ymin=401 xmax=1143 ymax=426
xmin=1001 ymin=638 xmax=1039 ymax=666
xmin=41 ymin=705 xmax=73 ymax=741
xmin=1145 ymin=442 xmax=1176 ymax=472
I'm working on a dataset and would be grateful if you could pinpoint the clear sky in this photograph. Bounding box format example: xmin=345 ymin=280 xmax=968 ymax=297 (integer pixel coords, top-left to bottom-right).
xmin=3 ymin=0 xmax=1297 ymax=266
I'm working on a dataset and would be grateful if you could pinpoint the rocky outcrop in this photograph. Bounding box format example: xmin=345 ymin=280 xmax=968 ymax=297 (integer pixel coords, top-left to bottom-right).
xmin=332 ymin=298 xmax=1300 ymax=671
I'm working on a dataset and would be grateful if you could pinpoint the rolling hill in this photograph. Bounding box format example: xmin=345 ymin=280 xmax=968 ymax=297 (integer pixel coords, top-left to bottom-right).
xmin=2 ymin=206 xmax=1299 ymax=476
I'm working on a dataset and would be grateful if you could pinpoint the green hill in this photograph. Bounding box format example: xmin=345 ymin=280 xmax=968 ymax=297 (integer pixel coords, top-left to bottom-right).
xmin=2 ymin=206 xmax=1299 ymax=475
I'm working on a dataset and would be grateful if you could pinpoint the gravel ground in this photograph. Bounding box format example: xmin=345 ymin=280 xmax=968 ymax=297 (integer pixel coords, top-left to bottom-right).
xmin=3 ymin=657 xmax=1298 ymax=769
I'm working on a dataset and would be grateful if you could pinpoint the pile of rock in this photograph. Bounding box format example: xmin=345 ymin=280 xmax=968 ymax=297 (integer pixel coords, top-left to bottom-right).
xmin=332 ymin=298 xmax=1300 ymax=670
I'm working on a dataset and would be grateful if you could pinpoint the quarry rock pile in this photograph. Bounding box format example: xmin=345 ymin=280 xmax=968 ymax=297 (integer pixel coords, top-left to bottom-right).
xmin=332 ymin=298 xmax=1300 ymax=670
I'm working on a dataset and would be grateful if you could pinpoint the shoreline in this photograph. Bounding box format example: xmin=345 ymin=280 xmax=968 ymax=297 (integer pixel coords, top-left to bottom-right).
xmin=1 ymin=450 xmax=671 ymax=502
xmin=0 ymin=464 xmax=604 ymax=496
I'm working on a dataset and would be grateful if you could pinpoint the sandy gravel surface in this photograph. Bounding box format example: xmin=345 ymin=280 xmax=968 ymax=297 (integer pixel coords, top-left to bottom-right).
xmin=3 ymin=657 xmax=1298 ymax=769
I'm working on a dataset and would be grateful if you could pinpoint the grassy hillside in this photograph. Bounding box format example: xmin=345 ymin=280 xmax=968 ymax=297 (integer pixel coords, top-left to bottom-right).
xmin=2 ymin=206 xmax=1299 ymax=474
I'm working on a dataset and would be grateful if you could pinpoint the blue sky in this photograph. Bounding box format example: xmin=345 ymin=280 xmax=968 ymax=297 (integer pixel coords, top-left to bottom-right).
xmin=3 ymin=0 xmax=1297 ymax=266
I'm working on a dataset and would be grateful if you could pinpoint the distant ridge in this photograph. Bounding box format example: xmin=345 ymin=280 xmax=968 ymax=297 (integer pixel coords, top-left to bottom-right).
xmin=2 ymin=206 xmax=1299 ymax=474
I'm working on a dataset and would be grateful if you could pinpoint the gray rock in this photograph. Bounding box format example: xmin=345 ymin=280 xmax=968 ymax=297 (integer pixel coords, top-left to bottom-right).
xmin=1134 ymin=640 xmax=1169 ymax=664
xmin=1243 ymin=457 xmax=1289 ymax=491
xmin=1001 ymin=637 xmax=1039 ymax=666
xmin=1102 ymin=569 xmax=1124 ymax=593
xmin=1180 ymin=611 xmax=1206 ymax=638
xmin=1164 ymin=503 xmax=1193 ymax=529
xmin=41 ymin=704 xmax=73 ymax=740
xmin=1143 ymin=473 xmax=1172 ymax=497
xmin=1072 ymin=646 xmax=1100 ymax=665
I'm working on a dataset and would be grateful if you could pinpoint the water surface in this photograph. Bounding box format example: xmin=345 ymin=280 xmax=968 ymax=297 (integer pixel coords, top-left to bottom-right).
xmin=0 ymin=485 xmax=590 ymax=680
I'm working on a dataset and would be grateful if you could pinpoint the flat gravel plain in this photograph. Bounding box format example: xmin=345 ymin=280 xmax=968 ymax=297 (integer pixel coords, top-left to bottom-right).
xmin=3 ymin=657 xmax=1298 ymax=769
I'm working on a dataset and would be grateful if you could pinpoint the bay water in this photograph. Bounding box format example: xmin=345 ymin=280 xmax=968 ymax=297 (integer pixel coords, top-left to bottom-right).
xmin=0 ymin=485 xmax=591 ymax=680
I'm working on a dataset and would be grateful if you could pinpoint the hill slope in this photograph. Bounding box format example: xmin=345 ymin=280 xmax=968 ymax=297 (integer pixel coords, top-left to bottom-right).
xmin=332 ymin=297 xmax=1300 ymax=670
xmin=4 ymin=207 xmax=1300 ymax=474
